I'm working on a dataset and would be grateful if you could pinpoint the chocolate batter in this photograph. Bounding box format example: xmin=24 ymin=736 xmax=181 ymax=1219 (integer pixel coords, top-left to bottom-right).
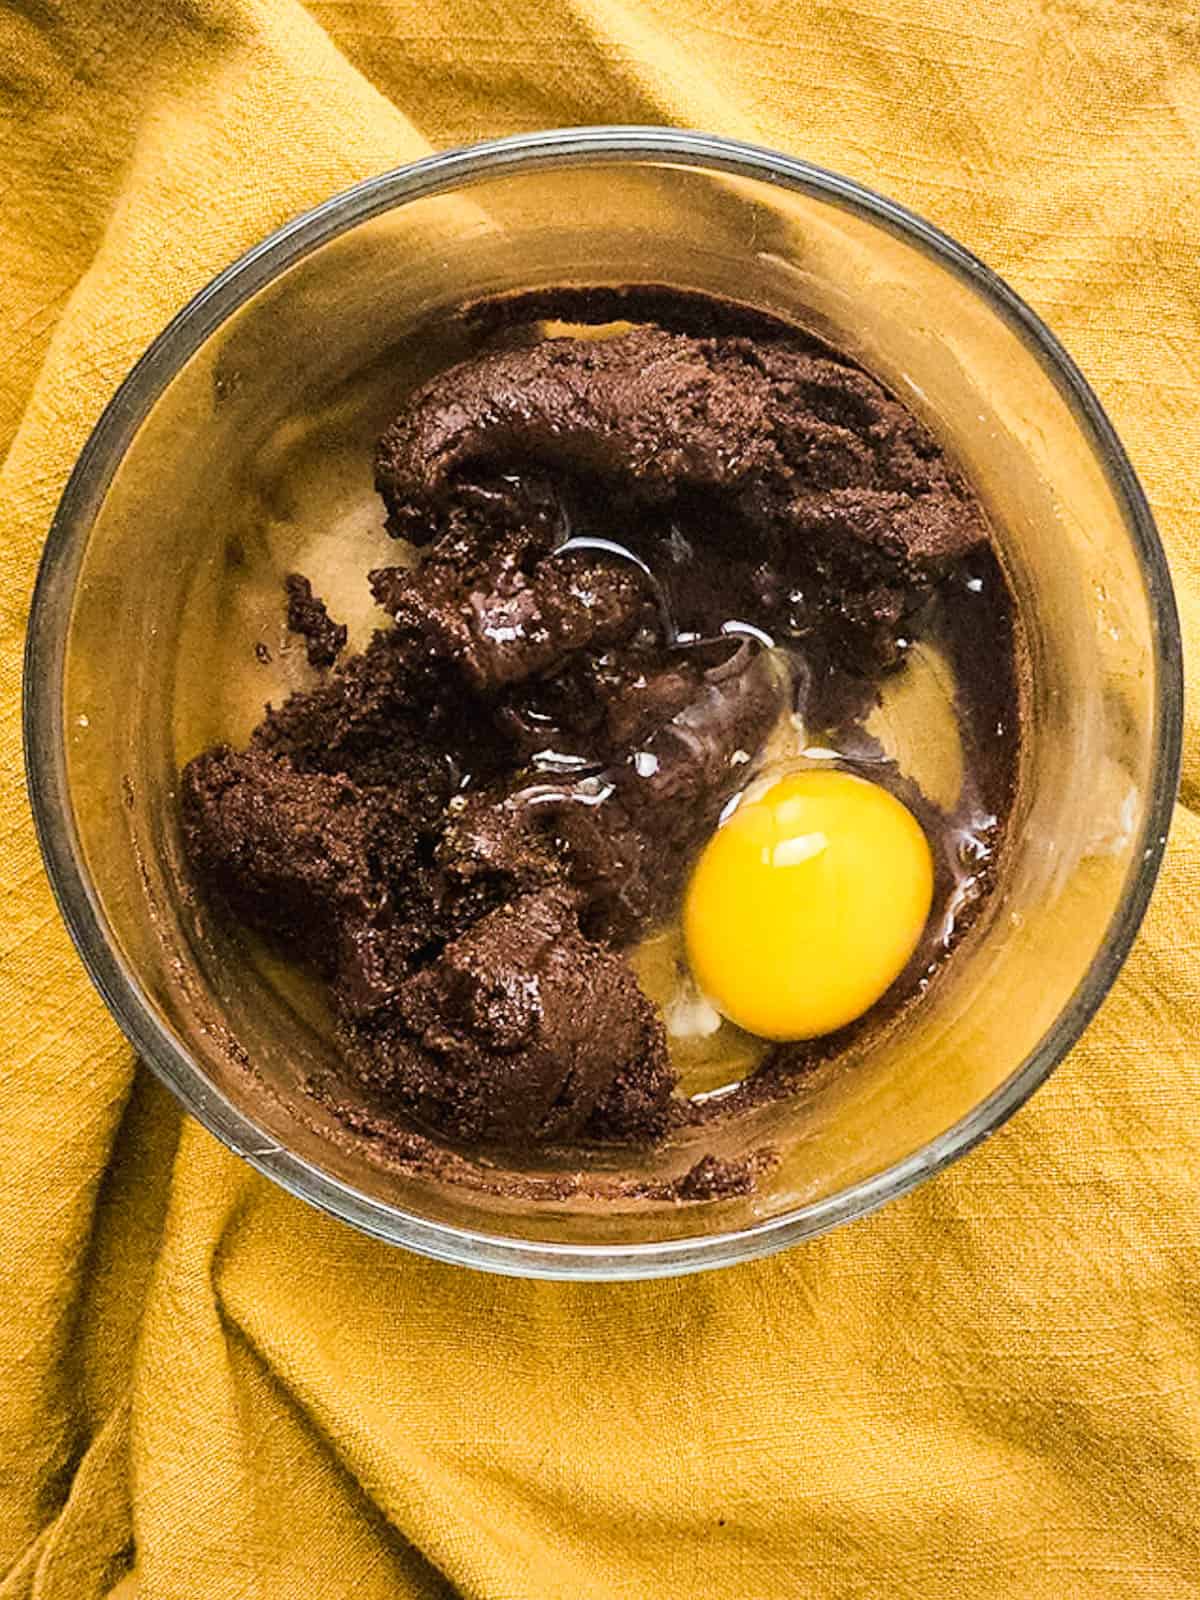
xmin=284 ymin=572 xmax=347 ymax=668
xmin=180 ymin=288 xmax=1019 ymax=1174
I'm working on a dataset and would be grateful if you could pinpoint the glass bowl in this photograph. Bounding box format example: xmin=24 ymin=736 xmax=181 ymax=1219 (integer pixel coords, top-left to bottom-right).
xmin=24 ymin=128 xmax=1182 ymax=1279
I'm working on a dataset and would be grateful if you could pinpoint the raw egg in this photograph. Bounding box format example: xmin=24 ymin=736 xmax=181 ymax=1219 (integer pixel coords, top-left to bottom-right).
xmin=683 ymin=769 xmax=934 ymax=1041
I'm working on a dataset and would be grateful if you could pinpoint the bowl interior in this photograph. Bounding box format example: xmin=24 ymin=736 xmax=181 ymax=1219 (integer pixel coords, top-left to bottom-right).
xmin=36 ymin=139 xmax=1175 ymax=1269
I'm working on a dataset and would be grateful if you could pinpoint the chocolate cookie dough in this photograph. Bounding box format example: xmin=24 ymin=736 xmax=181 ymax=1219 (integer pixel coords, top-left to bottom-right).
xmin=180 ymin=289 xmax=1014 ymax=1164
xmin=375 ymin=324 xmax=985 ymax=678
xmin=284 ymin=572 xmax=347 ymax=668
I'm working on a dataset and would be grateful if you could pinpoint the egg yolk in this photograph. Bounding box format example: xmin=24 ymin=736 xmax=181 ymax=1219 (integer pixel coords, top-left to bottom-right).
xmin=683 ymin=769 xmax=934 ymax=1041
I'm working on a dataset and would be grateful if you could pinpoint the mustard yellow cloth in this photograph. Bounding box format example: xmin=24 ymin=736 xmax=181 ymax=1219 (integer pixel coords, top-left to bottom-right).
xmin=2 ymin=1 xmax=1199 ymax=1594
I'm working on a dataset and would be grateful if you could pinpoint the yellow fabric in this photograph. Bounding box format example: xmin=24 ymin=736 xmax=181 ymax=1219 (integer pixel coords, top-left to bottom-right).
xmin=2 ymin=0 xmax=1198 ymax=1593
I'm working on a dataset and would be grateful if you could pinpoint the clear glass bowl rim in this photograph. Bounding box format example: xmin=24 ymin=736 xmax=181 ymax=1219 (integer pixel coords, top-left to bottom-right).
xmin=23 ymin=126 xmax=1184 ymax=1280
